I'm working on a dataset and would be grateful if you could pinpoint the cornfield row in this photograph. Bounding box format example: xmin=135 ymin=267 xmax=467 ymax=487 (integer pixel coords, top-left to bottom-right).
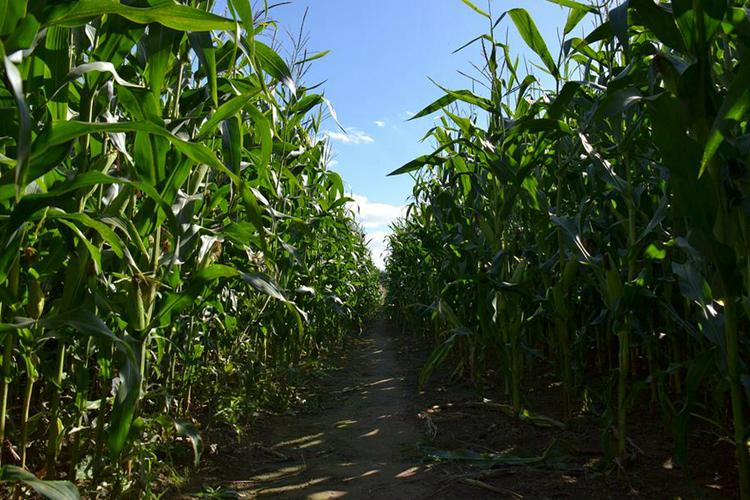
xmin=0 ymin=0 xmax=380 ymax=497
xmin=386 ymin=0 xmax=750 ymax=497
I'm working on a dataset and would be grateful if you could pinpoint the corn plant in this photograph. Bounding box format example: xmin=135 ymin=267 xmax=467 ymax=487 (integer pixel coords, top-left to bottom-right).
xmin=386 ymin=1 xmax=750 ymax=496
xmin=0 ymin=0 xmax=379 ymax=497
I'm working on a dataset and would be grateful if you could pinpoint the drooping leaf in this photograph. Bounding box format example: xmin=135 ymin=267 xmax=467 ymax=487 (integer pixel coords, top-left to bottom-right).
xmin=0 ymin=465 xmax=80 ymax=500
xmin=173 ymin=419 xmax=203 ymax=468
xmin=701 ymin=60 xmax=750 ymax=176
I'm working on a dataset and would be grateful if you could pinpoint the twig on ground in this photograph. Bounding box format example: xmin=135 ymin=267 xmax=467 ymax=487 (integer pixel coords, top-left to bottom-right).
xmin=461 ymin=478 xmax=524 ymax=498
xmin=253 ymin=444 xmax=289 ymax=462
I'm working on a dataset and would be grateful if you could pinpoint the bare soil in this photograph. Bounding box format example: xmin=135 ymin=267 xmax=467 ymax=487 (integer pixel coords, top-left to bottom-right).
xmin=178 ymin=318 xmax=737 ymax=499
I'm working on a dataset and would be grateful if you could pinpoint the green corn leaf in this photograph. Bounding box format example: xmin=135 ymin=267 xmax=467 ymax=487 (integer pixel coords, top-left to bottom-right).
xmin=223 ymin=221 xmax=257 ymax=245
xmin=507 ymin=9 xmax=558 ymax=76
xmin=564 ymin=5 xmax=588 ymax=34
xmin=700 ymin=60 xmax=750 ymax=176
xmin=410 ymin=86 xmax=494 ymax=121
xmin=4 ymin=12 xmax=39 ymax=53
xmin=544 ymin=0 xmax=596 ymax=34
xmin=5 ymin=170 xmax=180 ymax=238
xmin=295 ymin=50 xmax=331 ymax=66
xmin=0 ymin=0 xmax=27 ymax=37
xmin=410 ymin=94 xmax=460 ymax=120
xmin=544 ymin=0 xmax=595 ymax=12
xmin=388 ymin=154 xmax=448 ymax=176
xmin=196 ymin=92 xmax=260 ymax=140
xmin=222 ymin=116 xmax=242 ymax=175
xmin=644 ymin=244 xmax=667 ymax=260
xmin=247 ymin=106 xmax=273 ymax=170
xmin=196 ymin=264 xmax=286 ymax=302
xmin=0 ymin=465 xmax=80 ymax=500
xmin=44 ymin=0 xmax=237 ymax=31
xmin=546 ymin=81 xmax=581 ymax=119
xmin=508 ymin=118 xmax=573 ymax=137
xmin=188 ymin=31 xmax=218 ymax=106
xmin=46 ymin=209 xmax=125 ymax=258
xmin=229 ymin=0 xmax=254 ymax=36
xmin=1 ymin=42 xmax=31 ymax=200
xmin=196 ymin=264 xmax=239 ymax=281
xmin=241 ymin=272 xmax=286 ymax=302
xmin=461 ymin=0 xmax=491 ymax=19
xmin=609 ymin=1 xmax=630 ymax=55
xmin=173 ymin=419 xmax=203 ymax=468
xmin=629 ymin=0 xmax=686 ymax=51
xmin=160 ymin=157 xmax=194 ymax=206
xmin=145 ymin=24 xmax=178 ymax=98
xmin=57 ymin=219 xmax=103 ymax=274
xmin=29 ymin=121 xmax=238 ymax=184
xmin=48 ymin=309 xmax=137 ymax=364
xmin=254 ymin=41 xmax=296 ymax=94
xmin=585 ymin=20 xmax=613 ymax=43
xmin=292 ymin=94 xmax=325 ymax=115
xmin=107 ymin=355 xmax=141 ymax=459
xmin=672 ymin=0 xmax=726 ymax=54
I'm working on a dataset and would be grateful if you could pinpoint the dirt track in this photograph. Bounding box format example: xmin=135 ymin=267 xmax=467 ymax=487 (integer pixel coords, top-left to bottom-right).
xmin=184 ymin=318 xmax=736 ymax=499
xmin=191 ymin=318 xmax=439 ymax=499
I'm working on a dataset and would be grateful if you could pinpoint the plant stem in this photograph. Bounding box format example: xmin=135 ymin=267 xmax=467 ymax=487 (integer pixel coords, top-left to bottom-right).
xmin=725 ymin=299 xmax=749 ymax=499
xmin=0 ymin=331 xmax=14 ymax=466
xmin=20 ymin=373 xmax=35 ymax=469
xmin=46 ymin=342 xmax=66 ymax=476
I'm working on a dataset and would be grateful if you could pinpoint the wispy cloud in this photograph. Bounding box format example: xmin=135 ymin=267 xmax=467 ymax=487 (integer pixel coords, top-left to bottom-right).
xmin=374 ymin=120 xmax=386 ymax=128
xmin=324 ymin=128 xmax=375 ymax=145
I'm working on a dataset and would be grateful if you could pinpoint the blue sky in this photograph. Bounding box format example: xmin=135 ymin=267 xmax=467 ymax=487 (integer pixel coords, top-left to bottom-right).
xmin=220 ymin=1 xmax=573 ymax=266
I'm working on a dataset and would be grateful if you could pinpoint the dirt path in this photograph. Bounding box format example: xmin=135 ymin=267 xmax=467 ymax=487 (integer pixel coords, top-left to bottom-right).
xmin=194 ymin=318 xmax=438 ymax=499
xmin=184 ymin=318 xmax=736 ymax=499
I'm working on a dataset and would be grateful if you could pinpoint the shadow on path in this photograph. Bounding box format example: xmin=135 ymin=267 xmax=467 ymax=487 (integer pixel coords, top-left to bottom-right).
xmin=198 ymin=318 xmax=437 ymax=499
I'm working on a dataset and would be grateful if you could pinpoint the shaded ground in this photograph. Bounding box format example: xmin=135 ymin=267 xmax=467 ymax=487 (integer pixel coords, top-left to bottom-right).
xmin=179 ymin=318 xmax=736 ymax=499
xmin=180 ymin=318 xmax=440 ymax=498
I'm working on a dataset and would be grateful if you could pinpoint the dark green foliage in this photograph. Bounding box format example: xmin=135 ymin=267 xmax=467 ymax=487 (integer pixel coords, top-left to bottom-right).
xmin=386 ymin=1 xmax=750 ymax=497
xmin=0 ymin=0 xmax=380 ymax=496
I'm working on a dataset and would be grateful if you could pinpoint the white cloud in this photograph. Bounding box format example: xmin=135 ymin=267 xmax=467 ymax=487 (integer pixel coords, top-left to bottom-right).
xmin=347 ymin=194 xmax=406 ymax=270
xmin=374 ymin=120 xmax=386 ymax=128
xmin=328 ymin=159 xmax=339 ymax=167
xmin=366 ymin=230 xmax=392 ymax=270
xmin=346 ymin=194 xmax=405 ymax=229
xmin=324 ymin=128 xmax=375 ymax=145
